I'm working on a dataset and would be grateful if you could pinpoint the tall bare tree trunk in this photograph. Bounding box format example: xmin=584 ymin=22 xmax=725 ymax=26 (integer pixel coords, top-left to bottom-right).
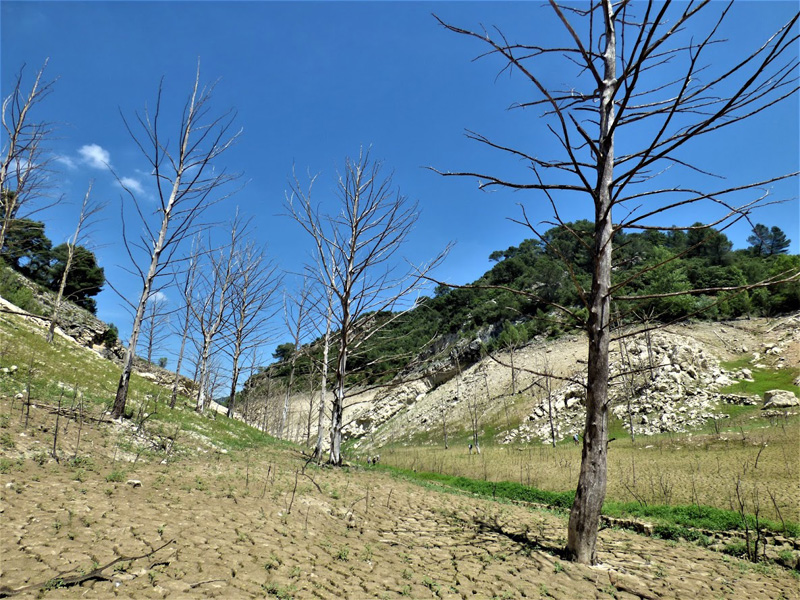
xmin=314 ymin=301 xmax=332 ymax=459
xmin=566 ymin=6 xmax=616 ymax=563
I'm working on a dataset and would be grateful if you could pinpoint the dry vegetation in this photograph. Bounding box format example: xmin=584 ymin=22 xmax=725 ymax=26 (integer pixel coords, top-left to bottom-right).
xmin=382 ymin=417 xmax=800 ymax=525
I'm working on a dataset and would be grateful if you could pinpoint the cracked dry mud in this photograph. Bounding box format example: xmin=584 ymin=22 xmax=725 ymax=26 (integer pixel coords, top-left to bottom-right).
xmin=1 ymin=416 xmax=798 ymax=600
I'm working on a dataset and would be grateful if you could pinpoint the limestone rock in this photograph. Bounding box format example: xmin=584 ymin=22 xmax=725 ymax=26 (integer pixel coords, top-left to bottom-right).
xmin=762 ymin=389 xmax=799 ymax=409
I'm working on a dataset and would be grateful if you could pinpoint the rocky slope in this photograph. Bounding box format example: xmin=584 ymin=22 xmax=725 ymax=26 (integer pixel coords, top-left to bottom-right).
xmin=341 ymin=313 xmax=799 ymax=450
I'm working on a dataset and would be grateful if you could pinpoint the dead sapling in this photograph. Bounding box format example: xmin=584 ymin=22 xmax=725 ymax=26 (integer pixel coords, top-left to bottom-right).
xmin=51 ymin=388 xmax=64 ymax=461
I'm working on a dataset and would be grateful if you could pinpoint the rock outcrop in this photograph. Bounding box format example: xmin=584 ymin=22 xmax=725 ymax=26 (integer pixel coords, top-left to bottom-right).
xmin=762 ymin=389 xmax=800 ymax=409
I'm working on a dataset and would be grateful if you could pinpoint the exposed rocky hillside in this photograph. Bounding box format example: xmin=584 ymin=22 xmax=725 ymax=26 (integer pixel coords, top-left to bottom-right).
xmin=337 ymin=313 xmax=800 ymax=450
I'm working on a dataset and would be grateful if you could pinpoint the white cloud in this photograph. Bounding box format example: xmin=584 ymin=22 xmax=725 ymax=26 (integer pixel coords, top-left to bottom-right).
xmin=54 ymin=155 xmax=77 ymax=170
xmin=78 ymin=144 xmax=111 ymax=169
xmin=148 ymin=291 xmax=169 ymax=305
xmin=119 ymin=176 xmax=145 ymax=195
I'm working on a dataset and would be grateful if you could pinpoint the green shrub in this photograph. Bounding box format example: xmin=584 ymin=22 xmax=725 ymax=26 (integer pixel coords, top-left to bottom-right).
xmin=106 ymin=470 xmax=126 ymax=482
xmin=0 ymin=268 xmax=40 ymax=314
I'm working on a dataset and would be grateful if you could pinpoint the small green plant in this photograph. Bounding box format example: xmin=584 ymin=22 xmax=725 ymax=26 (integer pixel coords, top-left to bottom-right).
xmin=777 ymin=549 xmax=794 ymax=563
xmin=722 ymin=541 xmax=748 ymax=558
xmin=42 ymin=578 xmax=65 ymax=591
xmin=360 ymin=543 xmax=374 ymax=562
xmin=0 ymin=431 xmax=15 ymax=449
xmin=0 ymin=458 xmax=11 ymax=474
xmin=335 ymin=545 xmax=350 ymax=561
xmin=52 ymin=519 xmax=62 ymax=533
xmin=399 ymin=585 xmax=411 ymax=597
xmin=105 ymin=470 xmax=126 ymax=482
xmin=69 ymin=456 xmax=94 ymax=469
xmin=602 ymin=584 xmax=618 ymax=598
xmin=31 ymin=451 xmax=48 ymax=466
xmin=113 ymin=561 xmax=131 ymax=573
xmin=422 ymin=576 xmax=441 ymax=596
xmin=402 ymin=568 xmax=413 ymax=580
xmin=553 ymin=561 xmax=564 ymax=574
xmin=261 ymin=582 xmax=295 ymax=599
xmin=539 ymin=583 xmax=551 ymax=598
xmin=264 ymin=553 xmax=282 ymax=571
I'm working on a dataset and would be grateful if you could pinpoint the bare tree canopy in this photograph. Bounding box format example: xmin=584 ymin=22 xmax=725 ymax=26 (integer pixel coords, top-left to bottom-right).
xmin=0 ymin=60 xmax=58 ymax=252
xmin=286 ymin=148 xmax=447 ymax=465
xmin=436 ymin=0 xmax=798 ymax=564
xmin=111 ymin=65 xmax=241 ymax=420
xmin=46 ymin=181 xmax=106 ymax=343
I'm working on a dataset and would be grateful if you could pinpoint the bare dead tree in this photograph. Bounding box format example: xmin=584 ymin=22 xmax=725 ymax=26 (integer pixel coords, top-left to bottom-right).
xmin=285 ymin=148 xmax=446 ymax=465
xmin=46 ymin=182 xmax=105 ymax=343
xmin=534 ymin=352 xmax=558 ymax=448
xmin=436 ymin=1 xmax=799 ymax=564
xmin=138 ymin=293 xmax=170 ymax=365
xmin=189 ymin=216 xmax=244 ymax=413
xmin=278 ymin=280 xmax=313 ymax=438
xmin=222 ymin=241 xmax=280 ymax=419
xmin=0 ymin=60 xmax=58 ymax=252
xmin=313 ymin=282 xmax=335 ymax=459
xmin=169 ymin=238 xmax=201 ymax=409
xmin=110 ymin=64 xmax=240 ymax=420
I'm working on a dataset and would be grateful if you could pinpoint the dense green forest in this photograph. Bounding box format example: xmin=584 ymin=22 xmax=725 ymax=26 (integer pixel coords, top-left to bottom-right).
xmin=0 ymin=217 xmax=104 ymax=313
xmin=264 ymin=221 xmax=799 ymax=389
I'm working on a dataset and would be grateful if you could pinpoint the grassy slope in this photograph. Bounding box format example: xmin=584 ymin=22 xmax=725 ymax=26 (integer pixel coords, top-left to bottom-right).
xmin=0 ymin=309 xmax=279 ymax=457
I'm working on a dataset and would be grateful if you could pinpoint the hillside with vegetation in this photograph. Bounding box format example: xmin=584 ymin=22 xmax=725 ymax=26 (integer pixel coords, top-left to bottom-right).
xmin=259 ymin=220 xmax=800 ymax=391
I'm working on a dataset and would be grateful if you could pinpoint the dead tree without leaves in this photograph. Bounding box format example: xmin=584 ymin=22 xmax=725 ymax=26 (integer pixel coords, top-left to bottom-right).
xmin=138 ymin=293 xmax=171 ymax=365
xmin=0 ymin=60 xmax=58 ymax=253
xmin=46 ymin=181 xmax=106 ymax=343
xmin=286 ymin=148 xmax=447 ymax=465
xmin=222 ymin=241 xmax=280 ymax=419
xmin=169 ymin=237 xmax=201 ymax=409
xmin=436 ymin=1 xmax=799 ymax=564
xmin=278 ymin=280 xmax=313 ymax=438
xmin=189 ymin=214 xmax=247 ymax=413
xmin=111 ymin=64 xmax=241 ymax=420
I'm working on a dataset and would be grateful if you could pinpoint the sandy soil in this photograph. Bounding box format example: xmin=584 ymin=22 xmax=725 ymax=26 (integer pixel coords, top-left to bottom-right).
xmin=1 ymin=401 xmax=798 ymax=600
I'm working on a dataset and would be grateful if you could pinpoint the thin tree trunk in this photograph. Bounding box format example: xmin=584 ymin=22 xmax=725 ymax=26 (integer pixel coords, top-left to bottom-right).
xmin=46 ymin=243 xmax=75 ymax=344
xmin=314 ymin=321 xmax=330 ymax=458
xmin=227 ymin=354 xmax=241 ymax=418
xmin=566 ymin=5 xmax=616 ymax=563
xmin=280 ymin=354 xmax=297 ymax=438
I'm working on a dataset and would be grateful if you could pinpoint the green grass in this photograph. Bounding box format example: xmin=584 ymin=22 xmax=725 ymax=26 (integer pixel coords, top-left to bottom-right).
xmin=0 ymin=309 xmax=288 ymax=457
xmin=381 ymin=465 xmax=799 ymax=537
xmin=719 ymin=362 xmax=800 ymax=400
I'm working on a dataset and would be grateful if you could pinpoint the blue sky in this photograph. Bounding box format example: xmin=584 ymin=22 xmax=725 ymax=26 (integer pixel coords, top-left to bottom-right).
xmin=2 ymin=1 xmax=799 ymax=352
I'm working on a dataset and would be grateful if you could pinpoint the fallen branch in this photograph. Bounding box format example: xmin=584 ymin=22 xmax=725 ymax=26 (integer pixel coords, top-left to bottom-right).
xmin=189 ymin=578 xmax=227 ymax=589
xmin=0 ymin=539 xmax=175 ymax=598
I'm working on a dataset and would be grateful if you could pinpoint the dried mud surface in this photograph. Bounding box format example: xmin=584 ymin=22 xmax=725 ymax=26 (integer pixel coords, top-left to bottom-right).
xmin=1 ymin=403 xmax=798 ymax=600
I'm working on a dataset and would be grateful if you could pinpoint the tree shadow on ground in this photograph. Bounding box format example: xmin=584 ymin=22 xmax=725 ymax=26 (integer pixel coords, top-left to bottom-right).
xmin=471 ymin=514 xmax=569 ymax=560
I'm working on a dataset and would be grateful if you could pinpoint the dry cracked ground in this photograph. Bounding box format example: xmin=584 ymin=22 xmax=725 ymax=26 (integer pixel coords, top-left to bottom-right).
xmin=1 ymin=400 xmax=798 ymax=600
